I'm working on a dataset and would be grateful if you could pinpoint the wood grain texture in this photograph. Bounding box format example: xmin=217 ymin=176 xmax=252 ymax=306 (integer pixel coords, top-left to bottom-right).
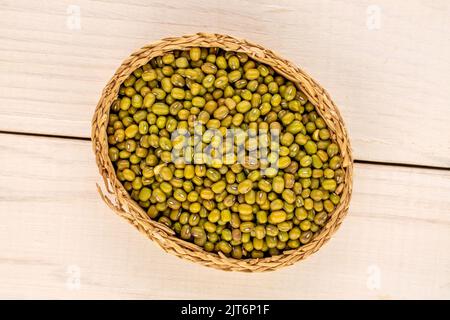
xmin=0 ymin=0 xmax=449 ymax=167
xmin=0 ymin=133 xmax=449 ymax=299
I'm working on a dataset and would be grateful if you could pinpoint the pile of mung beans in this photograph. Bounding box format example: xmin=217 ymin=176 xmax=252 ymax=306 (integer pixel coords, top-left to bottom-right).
xmin=107 ymin=47 xmax=343 ymax=259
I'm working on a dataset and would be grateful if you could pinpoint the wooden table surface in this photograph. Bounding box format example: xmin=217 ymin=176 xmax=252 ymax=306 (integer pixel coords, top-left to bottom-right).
xmin=0 ymin=0 xmax=449 ymax=299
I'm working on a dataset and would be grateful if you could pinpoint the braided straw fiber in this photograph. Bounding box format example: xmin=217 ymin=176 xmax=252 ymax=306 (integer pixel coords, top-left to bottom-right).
xmin=92 ymin=33 xmax=353 ymax=272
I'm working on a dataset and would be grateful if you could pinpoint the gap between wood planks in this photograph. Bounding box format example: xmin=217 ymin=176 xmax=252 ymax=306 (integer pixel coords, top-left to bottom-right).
xmin=1 ymin=130 xmax=449 ymax=172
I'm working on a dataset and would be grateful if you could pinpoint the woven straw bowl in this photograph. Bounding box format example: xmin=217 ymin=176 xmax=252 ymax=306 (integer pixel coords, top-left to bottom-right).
xmin=92 ymin=33 xmax=353 ymax=272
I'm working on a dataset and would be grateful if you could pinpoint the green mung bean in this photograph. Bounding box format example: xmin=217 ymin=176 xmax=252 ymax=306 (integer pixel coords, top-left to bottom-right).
xmin=107 ymin=47 xmax=344 ymax=259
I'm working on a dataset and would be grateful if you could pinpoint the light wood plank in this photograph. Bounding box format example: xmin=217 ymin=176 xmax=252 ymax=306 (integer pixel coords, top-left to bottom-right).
xmin=0 ymin=0 xmax=449 ymax=167
xmin=0 ymin=133 xmax=449 ymax=299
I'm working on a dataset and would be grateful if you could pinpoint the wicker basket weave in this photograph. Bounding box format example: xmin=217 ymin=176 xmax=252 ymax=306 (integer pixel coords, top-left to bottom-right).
xmin=91 ymin=33 xmax=353 ymax=272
